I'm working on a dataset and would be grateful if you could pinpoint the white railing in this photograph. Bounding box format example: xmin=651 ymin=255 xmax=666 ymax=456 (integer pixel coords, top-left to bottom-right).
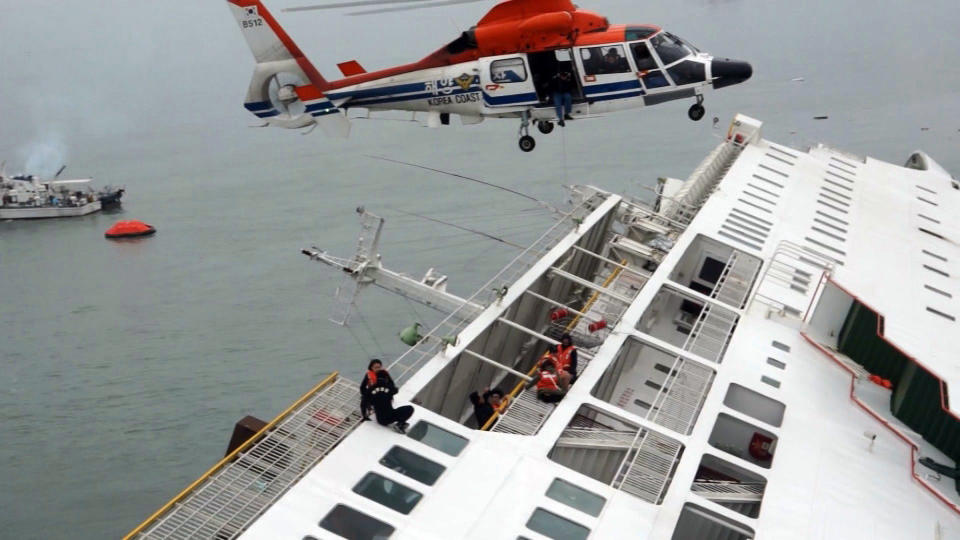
xmin=749 ymin=240 xmax=833 ymax=318
xmin=646 ymin=358 xmax=715 ymax=435
xmin=386 ymin=192 xmax=608 ymax=385
xmin=664 ymin=141 xmax=742 ymax=224
xmin=684 ymin=303 xmax=739 ymax=363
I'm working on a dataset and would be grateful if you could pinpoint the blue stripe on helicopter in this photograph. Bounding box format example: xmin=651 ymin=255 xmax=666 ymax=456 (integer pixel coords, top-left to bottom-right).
xmin=482 ymin=92 xmax=539 ymax=106
xmin=244 ymin=101 xmax=273 ymax=112
xmin=327 ymin=81 xmax=436 ymax=101
xmin=311 ymin=109 xmax=341 ymax=117
xmin=589 ymin=90 xmax=645 ymax=102
xmin=582 ymin=80 xmax=643 ymax=96
xmin=305 ymin=101 xmax=336 ymax=112
xmin=254 ymin=110 xmax=280 ymax=118
xmin=348 ymin=86 xmax=482 ymax=107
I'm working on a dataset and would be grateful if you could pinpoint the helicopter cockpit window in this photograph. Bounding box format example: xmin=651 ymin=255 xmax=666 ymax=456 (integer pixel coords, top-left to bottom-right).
xmin=630 ymin=42 xmax=658 ymax=71
xmin=650 ymin=33 xmax=692 ymax=65
xmin=580 ymin=45 xmax=630 ymax=76
xmin=490 ymin=58 xmax=527 ymax=83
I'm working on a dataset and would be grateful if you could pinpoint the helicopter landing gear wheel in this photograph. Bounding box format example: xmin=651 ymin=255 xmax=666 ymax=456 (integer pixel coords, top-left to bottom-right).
xmin=688 ymin=95 xmax=705 ymax=121
xmin=517 ymin=110 xmax=536 ymax=152
xmin=519 ymin=135 xmax=536 ymax=152
xmin=537 ymin=121 xmax=554 ymax=134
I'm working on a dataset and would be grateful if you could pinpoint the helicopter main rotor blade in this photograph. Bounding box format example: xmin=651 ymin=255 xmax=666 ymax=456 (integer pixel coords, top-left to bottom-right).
xmin=347 ymin=0 xmax=484 ymax=15
xmin=283 ymin=0 xmax=435 ymax=12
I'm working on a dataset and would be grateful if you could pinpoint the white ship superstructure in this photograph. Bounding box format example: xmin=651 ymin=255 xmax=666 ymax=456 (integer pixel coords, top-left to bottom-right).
xmin=126 ymin=115 xmax=960 ymax=540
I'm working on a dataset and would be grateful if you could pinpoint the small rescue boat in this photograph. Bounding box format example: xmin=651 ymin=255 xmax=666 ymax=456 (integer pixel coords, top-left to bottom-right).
xmin=105 ymin=220 xmax=156 ymax=239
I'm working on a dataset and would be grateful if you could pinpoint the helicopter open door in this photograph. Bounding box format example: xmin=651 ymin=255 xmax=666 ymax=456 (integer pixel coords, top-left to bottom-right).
xmin=479 ymin=55 xmax=539 ymax=108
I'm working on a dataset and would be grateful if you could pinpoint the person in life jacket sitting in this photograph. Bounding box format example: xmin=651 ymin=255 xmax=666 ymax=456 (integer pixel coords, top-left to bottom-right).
xmin=550 ymin=333 xmax=578 ymax=382
xmin=528 ymin=360 xmax=572 ymax=403
xmin=359 ymin=359 xmax=384 ymax=421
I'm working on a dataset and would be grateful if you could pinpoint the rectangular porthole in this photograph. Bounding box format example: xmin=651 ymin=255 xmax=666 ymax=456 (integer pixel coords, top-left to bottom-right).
xmin=526 ymin=508 xmax=590 ymax=540
xmin=926 ymin=307 xmax=956 ymax=322
xmin=407 ymin=421 xmax=468 ymax=457
xmin=771 ymin=341 xmax=790 ymax=352
xmin=352 ymin=472 xmax=423 ymax=514
xmin=723 ymin=383 xmax=785 ymax=427
xmin=545 ymin=478 xmax=607 ymax=517
xmin=760 ymin=375 xmax=781 ymax=388
xmin=379 ymin=446 xmax=446 ymax=486
xmin=766 ymin=357 xmax=786 ymax=369
xmin=320 ymin=504 xmax=395 ymax=539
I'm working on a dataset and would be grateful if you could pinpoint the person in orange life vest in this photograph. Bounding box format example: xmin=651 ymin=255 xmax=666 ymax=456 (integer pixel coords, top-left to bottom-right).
xmin=553 ymin=333 xmax=578 ymax=381
xmin=360 ymin=359 xmax=386 ymax=421
xmin=469 ymin=387 xmax=506 ymax=428
xmin=528 ymin=359 xmax=572 ymax=403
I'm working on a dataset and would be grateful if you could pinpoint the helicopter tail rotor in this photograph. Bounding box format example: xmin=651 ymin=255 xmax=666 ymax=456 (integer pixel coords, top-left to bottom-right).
xmin=227 ymin=0 xmax=350 ymax=136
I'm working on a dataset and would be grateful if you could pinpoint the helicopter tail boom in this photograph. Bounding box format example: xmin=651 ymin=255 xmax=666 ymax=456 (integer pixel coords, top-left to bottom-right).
xmin=227 ymin=0 xmax=350 ymax=136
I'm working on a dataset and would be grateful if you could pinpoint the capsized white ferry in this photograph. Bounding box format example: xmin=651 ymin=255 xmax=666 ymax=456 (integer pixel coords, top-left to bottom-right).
xmin=126 ymin=114 xmax=960 ymax=540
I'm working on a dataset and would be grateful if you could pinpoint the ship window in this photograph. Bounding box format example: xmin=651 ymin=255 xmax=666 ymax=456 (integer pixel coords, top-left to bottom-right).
xmin=526 ymin=508 xmax=590 ymax=540
xmin=319 ymin=504 xmax=395 ymax=539
xmin=667 ymin=60 xmax=706 ymax=85
xmin=545 ymin=478 xmax=606 ymax=517
xmin=407 ymin=421 xmax=468 ymax=456
xmin=723 ymin=383 xmax=785 ymax=427
xmin=379 ymin=446 xmax=445 ymax=486
xmin=766 ymin=357 xmax=786 ymax=370
xmin=490 ymin=58 xmax=527 ymax=83
xmin=651 ymin=33 xmax=691 ymax=65
xmin=631 ymin=42 xmax=658 ymax=71
xmin=581 ymin=45 xmax=630 ymax=75
xmin=760 ymin=375 xmax=780 ymax=388
xmin=698 ymin=256 xmax=726 ymax=283
xmin=352 ymin=472 xmax=423 ymax=515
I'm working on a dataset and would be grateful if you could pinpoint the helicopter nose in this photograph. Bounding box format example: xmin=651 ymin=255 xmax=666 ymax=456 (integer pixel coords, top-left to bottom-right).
xmin=711 ymin=58 xmax=753 ymax=89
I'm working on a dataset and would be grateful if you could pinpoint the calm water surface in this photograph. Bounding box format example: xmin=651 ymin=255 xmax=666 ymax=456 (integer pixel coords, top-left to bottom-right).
xmin=1 ymin=0 xmax=958 ymax=537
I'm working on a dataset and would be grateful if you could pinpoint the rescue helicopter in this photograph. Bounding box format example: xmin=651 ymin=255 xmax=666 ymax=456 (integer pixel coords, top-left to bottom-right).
xmin=227 ymin=0 xmax=752 ymax=151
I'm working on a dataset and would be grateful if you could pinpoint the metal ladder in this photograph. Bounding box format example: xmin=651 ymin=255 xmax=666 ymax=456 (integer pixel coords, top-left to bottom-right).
xmin=691 ymin=481 xmax=765 ymax=503
xmin=611 ymin=429 xmax=684 ymax=504
xmin=710 ymin=251 xmax=762 ymax=309
xmin=684 ymin=303 xmax=739 ymax=363
xmin=646 ymin=358 xmax=715 ymax=435
xmin=490 ymin=387 xmax=556 ymax=435
xmin=136 ymin=378 xmax=363 ymax=540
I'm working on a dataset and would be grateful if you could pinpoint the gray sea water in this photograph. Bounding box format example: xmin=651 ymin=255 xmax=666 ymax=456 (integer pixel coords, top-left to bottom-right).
xmin=1 ymin=0 xmax=958 ymax=537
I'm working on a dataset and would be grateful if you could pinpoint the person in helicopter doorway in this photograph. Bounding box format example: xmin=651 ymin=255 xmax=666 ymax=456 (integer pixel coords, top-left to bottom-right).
xmin=528 ymin=359 xmax=572 ymax=403
xmin=549 ymin=68 xmax=575 ymax=127
xmin=361 ymin=359 xmax=414 ymax=433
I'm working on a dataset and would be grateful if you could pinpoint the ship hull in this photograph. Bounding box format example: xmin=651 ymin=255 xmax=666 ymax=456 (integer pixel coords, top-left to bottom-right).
xmin=0 ymin=201 xmax=101 ymax=219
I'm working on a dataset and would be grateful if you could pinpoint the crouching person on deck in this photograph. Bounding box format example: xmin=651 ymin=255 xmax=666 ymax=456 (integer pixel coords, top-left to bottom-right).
xmin=528 ymin=360 xmax=571 ymax=403
xmin=367 ymin=364 xmax=414 ymax=433
xmin=359 ymin=359 xmax=384 ymax=421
